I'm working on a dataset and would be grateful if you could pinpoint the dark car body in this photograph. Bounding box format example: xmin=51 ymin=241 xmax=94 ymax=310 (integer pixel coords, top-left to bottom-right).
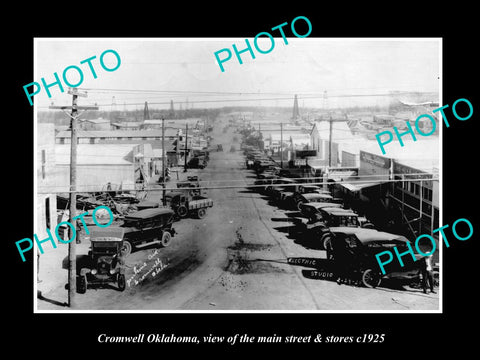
xmin=188 ymin=156 xmax=207 ymax=169
xmin=293 ymin=192 xmax=337 ymax=210
xmin=299 ymin=201 xmax=344 ymax=220
xmin=77 ymin=227 xmax=126 ymax=293
xmin=328 ymin=227 xmax=425 ymax=288
xmin=302 ymin=207 xmax=374 ymax=249
xmin=263 ymin=177 xmax=297 ymax=195
xmin=118 ymin=208 xmax=176 ymax=256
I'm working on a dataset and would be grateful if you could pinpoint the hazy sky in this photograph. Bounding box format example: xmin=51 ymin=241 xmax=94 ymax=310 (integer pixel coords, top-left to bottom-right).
xmin=34 ymin=38 xmax=441 ymax=110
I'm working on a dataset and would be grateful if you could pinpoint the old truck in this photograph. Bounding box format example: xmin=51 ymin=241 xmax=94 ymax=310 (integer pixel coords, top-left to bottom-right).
xmin=165 ymin=191 xmax=213 ymax=219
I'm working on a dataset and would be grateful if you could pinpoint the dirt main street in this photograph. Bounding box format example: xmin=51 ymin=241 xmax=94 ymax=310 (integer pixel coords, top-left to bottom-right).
xmin=37 ymin=116 xmax=439 ymax=311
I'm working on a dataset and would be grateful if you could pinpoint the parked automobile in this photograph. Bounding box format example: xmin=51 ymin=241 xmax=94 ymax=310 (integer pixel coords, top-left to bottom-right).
xmin=165 ymin=191 xmax=213 ymax=219
xmin=327 ymin=227 xmax=425 ymax=288
xmin=251 ymin=174 xmax=278 ymax=191
xmin=297 ymin=184 xmax=331 ymax=195
xmin=118 ymin=208 xmax=177 ymax=256
xmin=263 ymin=177 xmax=297 ymax=195
xmin=188 ymin=156 xmax=207 ymax=169
xmin=253 ymin=160 xmax=277 ymax=174
xmin=292 ymin=192 xmax=337 ymax=210
xmin=303 ymin=207 xmax=375 ymax=250
xmin=77 ymin=227 xmax=126 ymax=293
xmin=299 ymin=201 xmax=344 ymax=220
xmin=270 ymin=184 xmax=298 ymax=204
xmin=176 ymin=180 xmax=202 ymax=196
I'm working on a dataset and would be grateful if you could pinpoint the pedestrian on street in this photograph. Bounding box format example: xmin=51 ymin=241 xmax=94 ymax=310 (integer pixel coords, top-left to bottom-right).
xmin=37 ymin=247 xmax=42 ymax=283
xmin=422 ymin=255 xmax=436 ymax=294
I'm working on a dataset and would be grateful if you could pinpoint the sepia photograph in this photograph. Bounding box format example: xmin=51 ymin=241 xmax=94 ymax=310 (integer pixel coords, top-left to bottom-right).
xmin=33 ymin=37 xmax=442 ymax=312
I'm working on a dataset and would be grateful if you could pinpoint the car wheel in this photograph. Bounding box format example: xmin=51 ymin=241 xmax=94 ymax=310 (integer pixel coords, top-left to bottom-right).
xmin=117 ymin=274 xmax=126 ymax=291
xmin=177 ymin=205 xmax=188 ymax=218
xmin=297 ymin=201 xmax=305 ymax=211
xmin=161 ymin=231 xmax=172 ymax=247
xmin=322 ymin=235 xmax=332 ymax=251
xmin=77 ymin=275 xmax=87 ymax=294
xmin=196 ymin=208 xmax=206 ymax=219
xmin=362 ymin=269 xmax=382 ymax=288
xmin=121 ymin=240 xmax=133 ymax=257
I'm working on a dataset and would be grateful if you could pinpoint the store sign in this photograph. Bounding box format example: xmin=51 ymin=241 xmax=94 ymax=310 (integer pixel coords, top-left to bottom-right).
xmin=360 ymin=151 xmax=390 ymax=169
xmin=393 ymin=162 xmax=435 ymax=188
xmin=295 ymin=150 xmax=317 ymax=158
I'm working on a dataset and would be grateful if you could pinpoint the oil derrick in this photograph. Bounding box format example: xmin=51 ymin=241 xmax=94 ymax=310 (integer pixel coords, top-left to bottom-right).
xmin=170 ymin=100 xmax=175 ymax=118
xmin=292 ymin=94 xmax=300 ymax=120
xmin=144 ymin=101 xmax=150 ymax=120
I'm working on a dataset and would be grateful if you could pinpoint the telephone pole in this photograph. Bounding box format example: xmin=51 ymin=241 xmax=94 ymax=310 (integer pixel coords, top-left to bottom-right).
xmin=162 ymin=117 xmax=166 ymax=205
xmin=328 ymin=116 xmax=333 ymax=167
xmin=280 ymin=122 xmax=283 ymax=168
xmin=49 ymin=88 xmax=97 ymax=308
xmin=184 ymin=123 xmax=188 ymax=172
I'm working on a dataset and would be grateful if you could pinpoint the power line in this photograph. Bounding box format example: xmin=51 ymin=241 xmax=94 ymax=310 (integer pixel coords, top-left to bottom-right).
xmin=38 ymin=90 xmax=426 ymax=109
xmin=37 ymin=176 xmax=439 ymax=195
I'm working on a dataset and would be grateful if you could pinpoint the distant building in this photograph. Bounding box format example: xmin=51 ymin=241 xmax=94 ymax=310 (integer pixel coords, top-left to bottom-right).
xmin=37 ymin=123 xmax=58 ymax=240
xmin=55 ymin=130 xmax=178 ymax=144
xmin=110 ymin=122 xmax=143 ymax=131
xmin=80 ymin=118 xmax=111 ymax=131
xmin=55 ymin=144 xmax=136 ymax=192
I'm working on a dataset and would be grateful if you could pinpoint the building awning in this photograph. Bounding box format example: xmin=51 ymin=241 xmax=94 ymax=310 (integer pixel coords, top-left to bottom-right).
xmin=339 ymin=181 xmax=385 ymax=192
xmin=328 ymin=170 xmax=357 ymax=182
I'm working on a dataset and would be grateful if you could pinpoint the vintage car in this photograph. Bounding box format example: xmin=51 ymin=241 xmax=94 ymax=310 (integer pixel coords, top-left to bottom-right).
xmin=292 ymin=192 xmax=337 ymax=211
xmin=270 ymin=184 xmax=298 ymax=204
xmin=297 ymin=184 xmax=331 ymax=195
xmin=176 ymin=181 xmax=202 ymax=196
xmin=118 ymin=208 xmax=177 ymax=256
xmin=77 ymin=227 xmax=126 ymax=293
xmin=187 ymin=156 xmax=207 ymax=169
xmin=302 ymin=207 xmax=375 ymax=249
xmin=251 ymin=174 xmax=278 ymax=191
xmin=253 ymin=160 xmax=278 ymax=174
xmin=165 ymin=191 xmax=213 ymax=219
xmin=327 ymin=227 xmax=425 ymax=288
xmin=263 ymin=177 xmax=297 ymax=195
xmin=298 ymin=201 xmax=344 ymax=220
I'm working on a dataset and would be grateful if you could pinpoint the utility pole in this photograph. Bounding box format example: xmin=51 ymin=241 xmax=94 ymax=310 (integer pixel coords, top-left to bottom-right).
xmin=144 ymin=101 xmax=150 ymax=120
xmin=280 ymin=122 xmax=283 ymax=168
xmin=162 ymin=118 xmax=166 ymax=205
xmin=49 ymin=88 xmax=97 ymax=308
xmin=328 ymin=116 xmax=333 ymax=168
xmin=184 ymin=123 xmax=188 ymax=172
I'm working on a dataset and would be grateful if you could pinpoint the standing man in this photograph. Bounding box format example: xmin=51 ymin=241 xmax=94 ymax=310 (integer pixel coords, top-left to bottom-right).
xmin=422 ymin=255 xmax=436 ymax=294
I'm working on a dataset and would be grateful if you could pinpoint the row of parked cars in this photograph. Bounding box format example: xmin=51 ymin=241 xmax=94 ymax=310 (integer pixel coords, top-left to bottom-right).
xmin=243 ymin=145 xmax=429 ymax=289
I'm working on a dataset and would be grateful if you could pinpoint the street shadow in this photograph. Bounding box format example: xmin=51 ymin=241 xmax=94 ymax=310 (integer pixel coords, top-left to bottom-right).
xmin=238 ymin=189 xmax=258 ymax=194
xmin=83 ymin=283 xmax=123 ymax=292
xmin=284 ymin=211 xmax=305 ymax=218
xmin=271 ymin=221 xmax=323 ymax=250
xmin=271 ymin=217 xmax=302 ymax=224
xmin=37 ymin=291 xmax=68 ymax=307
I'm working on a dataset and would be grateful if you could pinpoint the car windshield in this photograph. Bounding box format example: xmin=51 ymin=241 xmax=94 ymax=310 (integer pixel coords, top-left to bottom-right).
xmin=333 ymin=215 xmax=359 ymax=227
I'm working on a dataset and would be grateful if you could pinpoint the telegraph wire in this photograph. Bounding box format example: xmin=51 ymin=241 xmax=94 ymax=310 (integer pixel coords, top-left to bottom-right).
xmin=36 ymin=176 xmax=439 ymax=195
